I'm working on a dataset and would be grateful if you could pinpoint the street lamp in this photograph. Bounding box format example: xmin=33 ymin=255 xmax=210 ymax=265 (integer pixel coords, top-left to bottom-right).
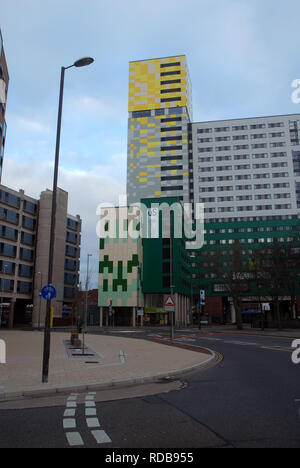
xmin=42 ymin=57 xmax=94 ymax=384
xmin=82 ymin=253 xmax=92 ymax=354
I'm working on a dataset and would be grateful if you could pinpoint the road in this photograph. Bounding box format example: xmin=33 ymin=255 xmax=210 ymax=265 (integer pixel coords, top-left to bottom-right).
xmin=0 ymin=328 xmax=300 ymax=448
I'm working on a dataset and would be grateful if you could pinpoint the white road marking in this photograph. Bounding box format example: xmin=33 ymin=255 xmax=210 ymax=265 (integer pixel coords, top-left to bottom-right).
xmin=65 ymin=432 xmax=84 ymax=447
xmin=85 ymin=401 xmax=96 ymax=407
xmin=66 ymin=401 xmax=77 ymax=408
xmin=86 ymin=417 xmax=101 ymax=428
xmin=63 ymin=418 xmax=76 ymax=429
xmin=91 ymin=430 xmax=112 ymax=444
xmin=64 ymin=409 xmax=76 ymax=417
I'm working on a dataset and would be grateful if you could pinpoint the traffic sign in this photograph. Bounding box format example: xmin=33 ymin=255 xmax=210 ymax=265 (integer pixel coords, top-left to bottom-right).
xmin=41 ymin=285 xmax=56 ymax=301
xmin=164 ymin=295 xmax=175 ymax=307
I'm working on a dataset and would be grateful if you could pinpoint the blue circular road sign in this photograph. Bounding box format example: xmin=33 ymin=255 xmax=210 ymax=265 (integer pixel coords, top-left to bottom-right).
xmin=41 ymin=285 xmax=56 ymax=301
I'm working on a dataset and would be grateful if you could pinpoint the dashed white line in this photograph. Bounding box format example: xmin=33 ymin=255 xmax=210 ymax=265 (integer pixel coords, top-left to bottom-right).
xmin=65 ymin=432 xmax=84 ymax=447
xmin=91 ymin=430 xmax=112 ymax=444
xmin=86 ymin=417 xmax=101 ymax=428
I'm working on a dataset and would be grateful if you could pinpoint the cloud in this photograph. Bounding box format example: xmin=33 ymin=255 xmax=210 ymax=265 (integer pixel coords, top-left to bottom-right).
xmin=2 ymin=156 xmax=126 ymax=287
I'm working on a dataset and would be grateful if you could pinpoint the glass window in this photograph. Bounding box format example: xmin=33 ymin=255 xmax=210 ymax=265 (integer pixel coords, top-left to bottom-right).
xmin=21 ymin=231 xmax=35 ymax=245
xmin=17 ymin=281 xmax=32 ymax=294
xmin=22 ymin=216 xmax=36 ymax=230
xmin=20 ymin=247 xmax=34 ymax=261
xmin=23 ymin=200 xmax=37 ymax=215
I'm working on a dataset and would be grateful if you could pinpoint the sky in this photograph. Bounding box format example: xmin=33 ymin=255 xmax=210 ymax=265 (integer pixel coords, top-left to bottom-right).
xmin=0 ymin=0 xmax=300 ymax=287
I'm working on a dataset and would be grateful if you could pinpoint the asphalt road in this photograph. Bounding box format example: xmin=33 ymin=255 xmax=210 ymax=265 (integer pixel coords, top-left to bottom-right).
xmin=0 ymin=328 xmax=300 ymax=449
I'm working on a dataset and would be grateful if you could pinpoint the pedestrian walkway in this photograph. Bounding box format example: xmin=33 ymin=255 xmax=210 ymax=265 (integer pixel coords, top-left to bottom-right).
xmin=0 ymin=330 xmax=213 ymax=401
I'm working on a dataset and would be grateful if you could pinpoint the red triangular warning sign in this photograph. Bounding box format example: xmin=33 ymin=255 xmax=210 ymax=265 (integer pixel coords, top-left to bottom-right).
xmin=164 ymin=295 xmax=175 ymax=307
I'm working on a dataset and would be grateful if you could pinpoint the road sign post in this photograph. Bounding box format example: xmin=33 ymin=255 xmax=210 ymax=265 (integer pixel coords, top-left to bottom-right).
xmin=164 ymin=294 xmax=175 ymax=341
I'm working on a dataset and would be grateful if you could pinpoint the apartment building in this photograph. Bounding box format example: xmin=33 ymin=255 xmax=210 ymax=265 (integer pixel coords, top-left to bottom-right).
xmin=0 ymin=29 xmax=9 ymax=181
xmin=113 ymin=55 xmax=300 ymax=325
xmin=0 ymin=184 xmax=81 ymax=328
xmin=127 ymin=55 xmax=192 ymax=206
xmin=191 ymin=114 xmax=300 ymax=320
xmin=192 ymin=114 xmax=300 ymax=220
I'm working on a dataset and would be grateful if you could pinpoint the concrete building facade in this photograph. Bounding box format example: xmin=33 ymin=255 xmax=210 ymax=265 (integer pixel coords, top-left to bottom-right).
xmin=0 ymin=184 xmax=81 ymax=328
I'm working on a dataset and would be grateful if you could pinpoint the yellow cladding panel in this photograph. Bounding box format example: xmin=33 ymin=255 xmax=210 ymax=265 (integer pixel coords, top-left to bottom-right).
xmin=128 ymin=56 xmax=188 ymax=111
xmin=154 ymin=191 xmax=162 ymax=196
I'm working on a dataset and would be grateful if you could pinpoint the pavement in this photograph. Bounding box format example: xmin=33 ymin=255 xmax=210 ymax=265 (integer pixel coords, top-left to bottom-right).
xmin=0 ymin=329 xmax=215 ymax=401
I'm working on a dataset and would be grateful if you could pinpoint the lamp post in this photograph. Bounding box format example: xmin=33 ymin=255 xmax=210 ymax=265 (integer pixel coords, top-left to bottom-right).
xmin=82 ymin=253 xmax=92 ymax=354
xmin=42 ymin=57 xmax=94 ymax=383
xmin=37 ymin=272 xmax=42 ymax=330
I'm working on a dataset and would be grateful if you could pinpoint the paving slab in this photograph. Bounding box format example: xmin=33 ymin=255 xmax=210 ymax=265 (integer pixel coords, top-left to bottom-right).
xmin=0 ymin=330 xmax=214 ymax=400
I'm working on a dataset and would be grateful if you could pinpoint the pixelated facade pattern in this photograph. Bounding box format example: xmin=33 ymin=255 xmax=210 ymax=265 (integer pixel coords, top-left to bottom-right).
xmin=127 ymin=56 xmax=193 ymax=206
xmin=98 ymin=207 xmax=143 ymax=308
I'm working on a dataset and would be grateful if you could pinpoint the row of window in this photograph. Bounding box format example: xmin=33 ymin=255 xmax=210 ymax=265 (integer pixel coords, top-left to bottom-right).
xmin=199 ymin=162 xmax=288 ymax=172
xmin=0 ymin=190 xmax=38 ymax=213
xmin=203 ymin=236 xmax=297 ymax=246
xmin=196 ymin=122 xmax=285 ymax=134
xmin=198 ymin=132 xmax=286 ymax=143
xmin=0 ymin=261 xmax=33 ymax=277
xmin=199 ymin=173 xmax=290 ymax=182
xmin=0 ymin=226 xmax=35 ymax=245
xmin=131 ymin=107 xmax=184 ymax=119
xmin=204 ymin=204 xmax=292 ymax=213
xmin=198 ymin=152 xmax=287 ymax=163
xmin=200 ymin=193 xmax=291 ymax=203
xmin=0 ymin=279 xmax=32 ymax=294
xmin=200 ymin=183 xmax=290 ymax=192
xmin=204 ymin=225 xmax=300 ymax=235
xmin=198 ymin=142 xmax=287 ymax=153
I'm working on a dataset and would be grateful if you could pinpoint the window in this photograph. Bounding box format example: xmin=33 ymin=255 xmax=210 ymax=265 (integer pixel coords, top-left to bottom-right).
xmin=65 ymin=258 xmax=76 ymax=271
xmin=23 ymin=200 xmax=37 ymax=215
xmin=0 ymin=225 xmax=18 ymax=241
xmin=160 ymin=79 xmax=181 ymax=85
xmin=160 ymin=88 xmax=181 ymax=94
xmin=160 ymin=62 xmax=181 ymax=68
xmin=20 ymin=248 xmax=34 ymax=261
xmin=19 ymin=264 xmax=33 ymax=278
xmin=17 ymin=281 xmax=32 ymax=294
xmin=232 ymin=125 xmax=248 ymax=131
xmin=132 ymin=110 xmax=151 ymax=118
xmin=0 ymin=208 xmax=19 ymax=225
xmin=64 ymin=273 xmax=76 ymax=285
xmin=21 ymin=231 xmax=35 ymax=246
xmin=161 ymin=165 xmax=182 ymax=171
xmin=161 ymin=155 xmax=183 ymax=161
xmin=66 ymin=245 xmax=77 ymax=257
xmin=22 ymin=216 xmax=36 ymax=230
xmin=268 ymin=122 xmax=284 ymax=128
xmin=0 ymin=190 xmax=20 ymax=208
xmin=161 ymin=97 xmax=181 ymax=103
xmin=66 ymin=231 xmax=77 ymax=244
xmin=161 ymin=185 xmax=183 ymax=191
xmin=64 ymin=287 xmax=74 ymax=298
xmin=161 ymin=145 xmax=182 ymax=151
xmin=67 ymin=218 xmax=78 ymax=231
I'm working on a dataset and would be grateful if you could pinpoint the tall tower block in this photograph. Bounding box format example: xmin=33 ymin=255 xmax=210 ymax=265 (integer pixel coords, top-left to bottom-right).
xmin=127 ymin=55 xmax=192 ymax=205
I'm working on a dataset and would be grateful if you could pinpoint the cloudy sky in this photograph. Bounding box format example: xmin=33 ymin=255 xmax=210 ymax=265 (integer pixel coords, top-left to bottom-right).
xmin=0 ymin=0 xmax=300 ymax=287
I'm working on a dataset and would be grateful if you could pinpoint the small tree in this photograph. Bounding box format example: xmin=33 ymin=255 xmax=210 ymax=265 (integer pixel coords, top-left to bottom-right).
xmin=208 ymin=241 xmax=248 ymax=330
